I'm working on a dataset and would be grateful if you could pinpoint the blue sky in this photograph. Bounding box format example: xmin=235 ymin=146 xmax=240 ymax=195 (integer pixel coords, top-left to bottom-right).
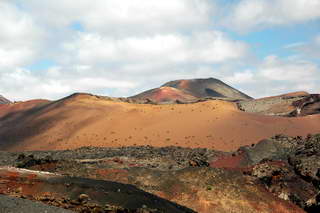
xmin=0 ymin=0 xmax=319 ymax=101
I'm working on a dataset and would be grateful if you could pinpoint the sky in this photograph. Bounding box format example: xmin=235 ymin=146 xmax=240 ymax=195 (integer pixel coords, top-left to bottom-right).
xmin=0 ymin=0 xmax=320 ymax=101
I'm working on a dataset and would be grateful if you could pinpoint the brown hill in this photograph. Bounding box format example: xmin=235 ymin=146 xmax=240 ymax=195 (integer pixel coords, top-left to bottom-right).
xmin=0 ymin=95 xmax=11 ymax=104
xmin=0 ymin=93 xmax=319 ymax=152
xmin=162 ymin=78 xmax=253 ymax=100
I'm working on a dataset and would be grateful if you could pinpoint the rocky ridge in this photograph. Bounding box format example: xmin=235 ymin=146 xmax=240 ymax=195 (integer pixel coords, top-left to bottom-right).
xmin=238 ymin=93 xmax=320 ymax=117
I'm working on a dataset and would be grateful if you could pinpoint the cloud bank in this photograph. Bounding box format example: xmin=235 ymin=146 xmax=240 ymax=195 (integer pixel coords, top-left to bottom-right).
xmin=0 ymin=0 xmax=319 ymax=100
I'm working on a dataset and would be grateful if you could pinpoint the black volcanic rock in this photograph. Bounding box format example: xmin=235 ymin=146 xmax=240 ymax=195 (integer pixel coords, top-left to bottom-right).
xmin=288 ymin=134 xmax=320 ymax=183
xmin=162 ymin=78 xmax=253 ymax=100
xmin=0 ymin=195 xmax=73 ymax=213
xmin=249 ymin=161 xmax=319 ymax=211
xmin=231 ymin=134 xmax=320 ymax=212
xmin=0 ymin=95 xmax=11 ymax=104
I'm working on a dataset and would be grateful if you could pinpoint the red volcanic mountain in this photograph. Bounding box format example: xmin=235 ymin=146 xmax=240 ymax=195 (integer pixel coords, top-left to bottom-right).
xmin=131 ymin=78 xmax=252 ymax=103
xmin=0 ymin=95 xmax=11 ymax=104
xmin=130 ymin=86 xmax=198 ymax=103
xmin=162 ymin=78 xmax=253 ymax=100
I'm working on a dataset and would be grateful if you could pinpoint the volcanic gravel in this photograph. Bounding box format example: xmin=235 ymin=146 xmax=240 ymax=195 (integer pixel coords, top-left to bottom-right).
xmin=0 ymin=195 xmax=74 ymax=213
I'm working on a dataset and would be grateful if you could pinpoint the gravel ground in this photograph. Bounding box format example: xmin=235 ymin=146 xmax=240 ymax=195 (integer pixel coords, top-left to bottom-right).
xmin=0 ymin=146 xmax=223 ymax=170
xmin=0 ymin=195 xmax=74 ymax=213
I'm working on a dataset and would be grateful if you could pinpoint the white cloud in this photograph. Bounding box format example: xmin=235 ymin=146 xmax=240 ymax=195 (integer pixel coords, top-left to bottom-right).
xmin=0 ymin=2 xmax=42 ymax=68
xmin=224 ymin=70 xmax=255 ymax=84
xmin=226 ymin=55 xmax=320 ymax=98
xmin=0 ymin=67 xmax=137 ymax=101
xmin=50 ymin=30 xmax=249 ymax=100
xmin=287 ymin=35 xmax=320 ymax=58
xmin=19 ymin=0 xmax=213 ymax=35
xmin=1 ymin=1 xmax=251 ymax=101
xmin=61 ymin=31 xmax=249 ymax=65
xmin=260 ymin=55 xmax=317 ymax=81
xmin=224 ymin=0 xmax=320 ymax=32
xmin=0 ymin=0 xmax=319 ymax=101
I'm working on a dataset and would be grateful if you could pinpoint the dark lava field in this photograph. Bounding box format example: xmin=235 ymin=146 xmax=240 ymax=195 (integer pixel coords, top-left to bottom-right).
xmin=1 ymin=134 xmax=320 ymax=212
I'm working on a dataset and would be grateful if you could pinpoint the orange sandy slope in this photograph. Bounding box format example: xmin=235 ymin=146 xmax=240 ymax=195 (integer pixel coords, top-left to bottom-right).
xmin=0 ymin=93 xmax=319 ymax=152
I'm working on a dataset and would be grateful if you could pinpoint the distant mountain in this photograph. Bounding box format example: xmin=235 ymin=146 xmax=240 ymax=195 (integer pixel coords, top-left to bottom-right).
xmin=131 ymin=78 xmax=252 ymax=103
xmin=0 ymin=95 xmax=11 ymax=104
xmin=162 ymin=78 xmax=252 ymax=100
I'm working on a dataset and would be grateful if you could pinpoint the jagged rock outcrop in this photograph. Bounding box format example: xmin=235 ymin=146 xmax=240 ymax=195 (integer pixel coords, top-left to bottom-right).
xmin=210 ymin=134 xmax=320 ymax=212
